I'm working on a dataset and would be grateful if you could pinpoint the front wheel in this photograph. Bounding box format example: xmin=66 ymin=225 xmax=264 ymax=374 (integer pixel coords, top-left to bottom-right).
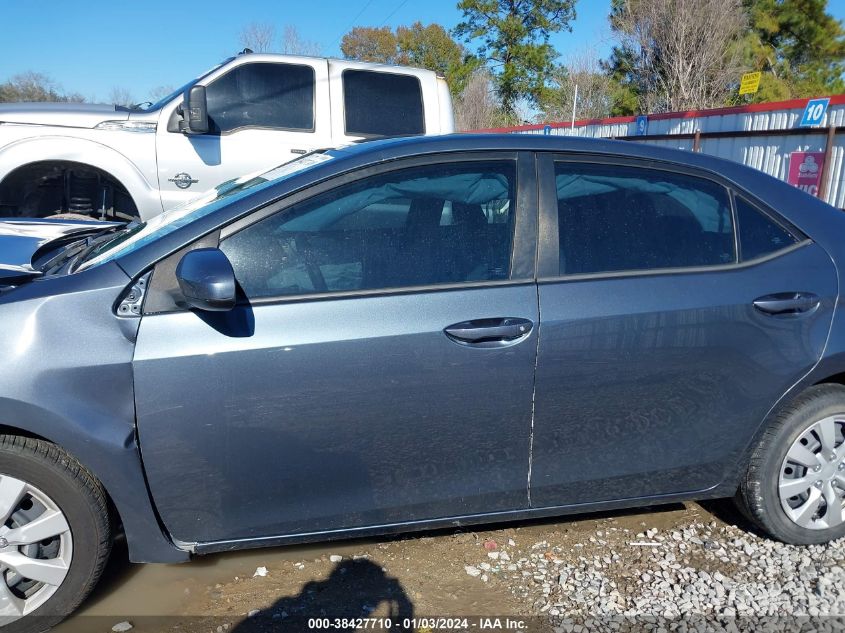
xmin=736 ymin=384 xmax=845 ymax=544
xmin=0 ymin=436 xmax=112 ymax=632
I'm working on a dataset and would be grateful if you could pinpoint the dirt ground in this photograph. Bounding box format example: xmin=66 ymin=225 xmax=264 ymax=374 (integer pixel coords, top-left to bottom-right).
xmin=56 ymin=501 xmax=735 ymax=633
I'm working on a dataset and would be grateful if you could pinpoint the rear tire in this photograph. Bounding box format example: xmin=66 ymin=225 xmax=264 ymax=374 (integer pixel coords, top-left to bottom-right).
xmin=736 ymin=384 xmax=845 ymax=544
xmin=0 ymin=436 xmax=112 ymax=632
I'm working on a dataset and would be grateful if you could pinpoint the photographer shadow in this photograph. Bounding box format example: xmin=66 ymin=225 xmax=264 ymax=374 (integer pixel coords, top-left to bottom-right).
xmin=230 ymin=558 xmax=414 ymax=633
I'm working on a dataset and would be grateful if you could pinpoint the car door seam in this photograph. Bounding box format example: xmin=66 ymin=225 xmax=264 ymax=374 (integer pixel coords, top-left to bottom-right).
xmin=527 ymin=280 xmax=541 ymax=508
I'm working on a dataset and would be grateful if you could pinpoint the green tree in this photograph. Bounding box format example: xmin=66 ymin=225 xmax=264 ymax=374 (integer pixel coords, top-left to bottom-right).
xmin=453 ymin=0 xmax=578 ymax=115
xmin=601 ymin=46 xmax=640 ymax=115
xmin=340 ymin=26 xmax=399 ymax=63
xmin=396 ymin=22 xmax=480 ymax=95
xmin=341 ymin=23 xmax=479 ymax=95
xmin=742 ymin=0 xmax=845 ymax=101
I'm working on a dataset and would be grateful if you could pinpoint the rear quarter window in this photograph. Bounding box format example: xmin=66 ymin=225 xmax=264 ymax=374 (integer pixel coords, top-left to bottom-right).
xmin=343 ymin=70 xmax=424 ymax=137
xmin=735 ymin=196 xmax=800 ymax=261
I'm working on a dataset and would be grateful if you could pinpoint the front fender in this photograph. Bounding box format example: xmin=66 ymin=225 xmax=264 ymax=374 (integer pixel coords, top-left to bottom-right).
xmin=0 ymin=133 xmax=163 ymax=220
xmin=0 ymin=263 xmax=187 ymax=563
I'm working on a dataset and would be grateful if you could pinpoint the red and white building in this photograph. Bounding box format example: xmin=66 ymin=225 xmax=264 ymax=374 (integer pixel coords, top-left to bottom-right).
xmin=484 ymin=95 xmax=845 ymax=209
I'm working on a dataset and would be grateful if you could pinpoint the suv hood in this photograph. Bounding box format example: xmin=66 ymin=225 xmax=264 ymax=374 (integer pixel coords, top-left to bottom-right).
xmin=0 ymin=218 xmax=121 ymax=281
xmin=0 ymin=103 xmax=129 ymax=128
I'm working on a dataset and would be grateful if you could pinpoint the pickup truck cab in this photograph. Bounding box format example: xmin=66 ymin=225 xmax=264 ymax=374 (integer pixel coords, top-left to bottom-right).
xmin=0 ymin=53 xmax=454 ymax=220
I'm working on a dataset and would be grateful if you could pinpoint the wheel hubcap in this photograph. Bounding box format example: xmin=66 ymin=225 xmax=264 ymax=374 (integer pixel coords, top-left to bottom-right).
xmin=779 ymin=414 xmax=845 ymax=530
xmin=0 ymin=474 xmax=72 ymax=621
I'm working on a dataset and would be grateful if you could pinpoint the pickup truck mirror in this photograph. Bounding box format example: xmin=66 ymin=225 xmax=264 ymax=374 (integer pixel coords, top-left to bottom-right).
xmin=180 ymin=85 xmax=209 ymax=134
xmin=175 ymin=248 xmax=236 ymax=312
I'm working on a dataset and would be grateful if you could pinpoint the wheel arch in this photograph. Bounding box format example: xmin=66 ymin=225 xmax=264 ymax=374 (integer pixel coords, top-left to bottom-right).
xmin=710 ymin=352 xmax=845 ymax=499
xmin=0 ymin=159 xmax=139 ymax=218
xmin=0 ymin=136 xmax=162 ymax=219
xmin=0 ymin=401 xmax=188 ymax=564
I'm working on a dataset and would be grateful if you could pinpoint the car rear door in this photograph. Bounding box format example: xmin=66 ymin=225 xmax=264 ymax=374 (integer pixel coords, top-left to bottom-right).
xmin=530 ymin=153 xmax=837 ymax=508
xmin=133 ymin=152 xmax=539 ymax=544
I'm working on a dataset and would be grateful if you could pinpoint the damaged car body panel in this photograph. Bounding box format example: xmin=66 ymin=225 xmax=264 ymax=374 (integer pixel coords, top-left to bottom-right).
xmin=0 ymin=262 xmax=188 ymax=562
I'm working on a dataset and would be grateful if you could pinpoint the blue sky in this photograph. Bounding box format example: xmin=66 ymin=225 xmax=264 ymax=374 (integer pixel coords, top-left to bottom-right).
xmin=1 ymin=0 xmax=843 ymax=103
xmin=0 ymin=0 xmax=611 ymax=102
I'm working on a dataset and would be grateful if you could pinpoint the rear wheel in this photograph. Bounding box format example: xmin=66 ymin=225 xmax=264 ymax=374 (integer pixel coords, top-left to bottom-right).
xmin=736 ymin=384 xmax=845 ymax=544
xmin=0 ymin=436 xmax=111 ymax=632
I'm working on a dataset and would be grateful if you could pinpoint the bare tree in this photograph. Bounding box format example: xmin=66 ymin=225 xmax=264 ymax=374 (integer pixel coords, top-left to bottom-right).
xmin=454 ymin=68 xmax=503 ymax=131
xmin=108 ymin=86 xmax=134 ymax=107
xmin=281 ymin=25 xmax=322 ymax=56
xmin=148 ymin=85 xmax=175 ymax=102
xmin=238 ymin=23 xmax=321 ymax=55
xmin=612 ymin=0 xmax=747 ymax=112
xmin=239 ymin=22 xmax=276 ymax=53
xmin=0 ymin=71 xmax=84 ymax=103
xmin=540 ymin=47 xmax=613 ymax=122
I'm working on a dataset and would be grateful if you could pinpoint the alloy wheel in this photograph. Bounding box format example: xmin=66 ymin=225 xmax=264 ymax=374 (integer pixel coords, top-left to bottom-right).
xmin=779 ymin=414 xmax=845 ymax=530
xmin=0 ymin=474 xmax=72 ymax=620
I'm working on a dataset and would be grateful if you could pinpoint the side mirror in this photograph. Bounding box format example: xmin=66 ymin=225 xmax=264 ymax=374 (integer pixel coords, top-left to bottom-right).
xmin=179 ymin=85 xmax=209 ymax=134
xmin=175 ymin=248 xmax=236 ymax=312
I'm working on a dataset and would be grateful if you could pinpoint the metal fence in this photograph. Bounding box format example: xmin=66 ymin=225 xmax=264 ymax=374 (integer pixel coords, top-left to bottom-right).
xmin=483 ymin=95 xmax=845 ymax=208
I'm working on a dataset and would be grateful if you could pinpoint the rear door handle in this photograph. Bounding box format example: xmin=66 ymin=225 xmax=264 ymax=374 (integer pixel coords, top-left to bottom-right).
xmin=753 ymin=292 xmax=820 ymax=316
xmin=444 ymin=317 xmax=533 ymax=346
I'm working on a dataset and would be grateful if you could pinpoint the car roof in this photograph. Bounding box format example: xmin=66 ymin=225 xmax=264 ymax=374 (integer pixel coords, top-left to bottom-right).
xmin=330 ymin=133 xmax=732 ymax=171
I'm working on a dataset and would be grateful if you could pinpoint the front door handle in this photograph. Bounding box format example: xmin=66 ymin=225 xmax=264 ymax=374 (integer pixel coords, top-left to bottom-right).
xmin=753 ymin=292 xmax=820 ymax=316
xmin=444 ymin=317 xmax=533 ymax=346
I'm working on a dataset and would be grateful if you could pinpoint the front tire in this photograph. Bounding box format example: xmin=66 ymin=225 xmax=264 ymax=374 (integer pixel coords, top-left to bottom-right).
xmin=736 ymin=384 xmax=845 ymax=544
xmin=0 ymin=436 xmax=112 ymax=632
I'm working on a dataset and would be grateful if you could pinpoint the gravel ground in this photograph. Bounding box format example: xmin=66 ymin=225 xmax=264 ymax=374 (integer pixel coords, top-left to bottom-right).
xmin=464 ymin=507 xmax=845 ymax=631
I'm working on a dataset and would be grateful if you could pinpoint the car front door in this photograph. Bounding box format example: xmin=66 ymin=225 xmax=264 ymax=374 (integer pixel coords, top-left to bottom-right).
xmin=133 ymin=153 xmax=539 ymax=544
xmin=155 ymin=59 xmax=331 ymax=211
xmin=530 ymin=155 xmax=837 ymax=508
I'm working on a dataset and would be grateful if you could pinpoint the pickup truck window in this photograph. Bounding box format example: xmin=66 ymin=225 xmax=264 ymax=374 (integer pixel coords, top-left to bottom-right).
xmin=343 ymin=70 xmax=424 ymax=137
xmin=206 ymin=62 xmax=315 ymax=134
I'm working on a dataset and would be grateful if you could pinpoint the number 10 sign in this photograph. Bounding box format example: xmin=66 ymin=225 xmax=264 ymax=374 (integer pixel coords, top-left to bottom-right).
xmin=800 ymin=98 xmax=830 ymax=127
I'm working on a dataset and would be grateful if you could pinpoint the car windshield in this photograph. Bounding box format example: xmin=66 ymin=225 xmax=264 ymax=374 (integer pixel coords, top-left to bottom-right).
xmin=77 ymin=151 xmax=337 ymax=270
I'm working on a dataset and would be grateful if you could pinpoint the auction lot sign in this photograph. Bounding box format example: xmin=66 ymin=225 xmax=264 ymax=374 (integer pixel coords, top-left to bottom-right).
xmin=787 ymin=151 xmax=826 ymax=197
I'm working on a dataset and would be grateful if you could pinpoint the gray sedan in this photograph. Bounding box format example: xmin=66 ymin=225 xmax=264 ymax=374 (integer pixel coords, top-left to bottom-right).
xmin=0 ymin=134 xmax=844 ymax=630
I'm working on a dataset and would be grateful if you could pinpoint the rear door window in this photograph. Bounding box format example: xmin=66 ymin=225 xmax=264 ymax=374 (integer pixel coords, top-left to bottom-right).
xmin=343 ymin=70 xmax=424 ymax=137
xmin=554 ymin=162 xmax=735 ymax=275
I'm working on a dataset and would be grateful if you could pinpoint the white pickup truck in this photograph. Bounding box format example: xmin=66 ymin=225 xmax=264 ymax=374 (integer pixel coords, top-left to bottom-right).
xmin=0 ymin=53 xmax=454 ymax=220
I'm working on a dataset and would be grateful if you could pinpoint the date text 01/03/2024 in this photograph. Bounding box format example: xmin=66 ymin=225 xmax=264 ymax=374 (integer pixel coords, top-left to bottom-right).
xmin=306 ymin=617 xmax=529 ymax=630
